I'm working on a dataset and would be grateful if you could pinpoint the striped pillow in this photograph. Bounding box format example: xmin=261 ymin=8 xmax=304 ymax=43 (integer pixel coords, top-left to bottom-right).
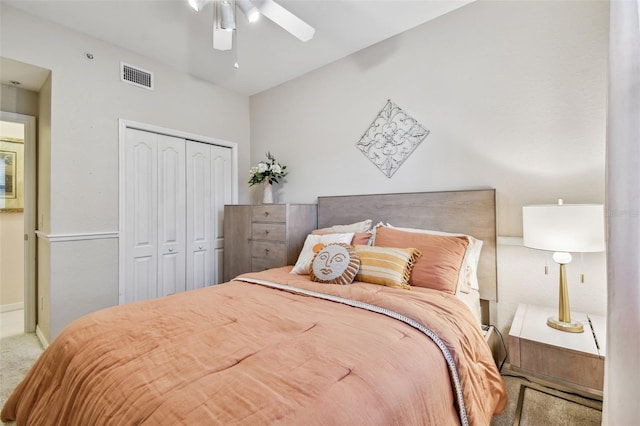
xmin=353 ymin=245 xmax=422 ymax=290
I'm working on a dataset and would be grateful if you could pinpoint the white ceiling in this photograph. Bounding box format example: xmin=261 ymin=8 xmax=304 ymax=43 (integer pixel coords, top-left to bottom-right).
xmin=3 ymin=0 xmax=473 ymax=96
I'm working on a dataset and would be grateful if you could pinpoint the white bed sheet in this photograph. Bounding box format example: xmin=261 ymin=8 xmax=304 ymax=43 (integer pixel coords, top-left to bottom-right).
xmin=456 ymin=287 xmax=482 ymax=325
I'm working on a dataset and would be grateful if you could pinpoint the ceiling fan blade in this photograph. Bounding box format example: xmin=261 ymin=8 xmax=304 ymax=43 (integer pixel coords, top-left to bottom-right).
xmin=257 ymin=0 xmax=315 ymax=42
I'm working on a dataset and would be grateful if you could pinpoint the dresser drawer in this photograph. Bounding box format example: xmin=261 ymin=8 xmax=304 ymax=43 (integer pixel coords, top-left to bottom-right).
xmin=252 ymin=205 xmax=286 ymax=222
xmin=252 ymin=222 xmax=286 ymax=242
xmin=251 ymin=240 xmax=286 ymax=261
xmin=251 ymin=257 xmax=286 ymax=272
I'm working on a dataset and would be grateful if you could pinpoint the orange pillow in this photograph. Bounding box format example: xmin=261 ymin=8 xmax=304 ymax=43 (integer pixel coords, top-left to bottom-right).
xmin=373 ymin=226 xmax=469 ymax=294
xmin=311 ymin=230 xmax=372 ymax=245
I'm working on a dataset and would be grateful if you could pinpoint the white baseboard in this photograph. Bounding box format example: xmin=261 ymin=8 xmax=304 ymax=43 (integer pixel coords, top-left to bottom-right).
xmin=0 ymin=302 xmax=24 ymax=313
xmin=35 ymin=324 xmax=49 ymax=349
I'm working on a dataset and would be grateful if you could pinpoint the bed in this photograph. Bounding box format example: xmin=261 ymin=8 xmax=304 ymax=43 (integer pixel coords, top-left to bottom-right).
xmin=1 ymin=189 xmax=506 ymax=425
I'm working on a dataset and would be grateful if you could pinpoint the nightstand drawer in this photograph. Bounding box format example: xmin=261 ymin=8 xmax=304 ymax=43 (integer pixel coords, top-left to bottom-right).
xmin=513 ymin=338 xmax=604 ymax=391
xmin=252 ymin=205 xmax=286 ymax=222
xmin=251 ymin=240 xmax=286 ymax=261
xmin=252 ymin=222 xmax=286 ymax=242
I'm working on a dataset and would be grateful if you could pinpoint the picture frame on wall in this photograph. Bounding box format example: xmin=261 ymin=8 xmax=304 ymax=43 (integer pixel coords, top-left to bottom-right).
xmin=0 ymin=138 xmax=24 ymax=212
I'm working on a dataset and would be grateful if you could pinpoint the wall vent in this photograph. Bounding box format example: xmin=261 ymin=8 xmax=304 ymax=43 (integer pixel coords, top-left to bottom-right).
xmin=120 ymin=62 xmax=154 ymax=90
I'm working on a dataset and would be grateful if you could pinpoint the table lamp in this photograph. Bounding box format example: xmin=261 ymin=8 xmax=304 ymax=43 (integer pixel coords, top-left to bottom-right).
xmin=522 ymin=200 xmax=605 ymax=333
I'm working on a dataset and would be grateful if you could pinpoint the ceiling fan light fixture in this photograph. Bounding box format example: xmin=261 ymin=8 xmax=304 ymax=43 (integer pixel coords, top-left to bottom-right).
xmin=219 ymin=0 xmax=236 ymax=31
xmin=237 ymin=0 xmax=260 ymax=23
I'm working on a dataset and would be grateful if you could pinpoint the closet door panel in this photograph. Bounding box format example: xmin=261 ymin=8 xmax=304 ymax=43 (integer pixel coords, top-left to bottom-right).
xmin=211 ymin=146 xmax=233 ymax=284
xmin=191 ymin=250 xmax=208 ymax=289
xmin=157 ymin=135 xmax=186 ymax=296
xmin=186 ymin=141 xmax=212 ymax=290
xmin=124 ymin=128 xmax=158 ymax=303
xmin=134 ymin=257 xmax=155 ymax=301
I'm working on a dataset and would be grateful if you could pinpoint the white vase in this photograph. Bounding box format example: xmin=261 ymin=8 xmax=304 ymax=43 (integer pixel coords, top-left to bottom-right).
xmin=262 ymin=181 xmax=274 ymax=204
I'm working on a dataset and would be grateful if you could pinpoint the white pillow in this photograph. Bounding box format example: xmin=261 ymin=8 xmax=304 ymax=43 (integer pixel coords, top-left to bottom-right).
xmin=291 ymin=233 xmax=355 ymax=275
xmin=316 ymin=219 xmax=372 ymax=233
xmin=379 ymin=224 xmax=483 ymax=293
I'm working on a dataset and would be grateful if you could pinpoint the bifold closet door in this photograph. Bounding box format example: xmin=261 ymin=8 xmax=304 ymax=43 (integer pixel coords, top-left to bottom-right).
xmin=186 ymin=141 xmax=232 ymax=289
xmin=123 ymin=129 xmax=186 ymax=304
xmin=157 ymin=136 xmax=186 ymax=297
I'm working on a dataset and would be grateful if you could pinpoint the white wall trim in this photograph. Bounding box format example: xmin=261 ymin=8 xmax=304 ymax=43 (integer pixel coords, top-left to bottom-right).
xmin=0 ymin=302 xmax=24 ymax=313
xmin=36 ymin=324 xmax=50 ymax=349
xmin=35 ymin=230 xmax=119 ymax=242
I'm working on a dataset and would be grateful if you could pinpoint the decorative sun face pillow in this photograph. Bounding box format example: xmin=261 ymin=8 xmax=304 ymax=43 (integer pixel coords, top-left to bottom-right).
xmin=310 ymin=243 xmax=360 ymax=285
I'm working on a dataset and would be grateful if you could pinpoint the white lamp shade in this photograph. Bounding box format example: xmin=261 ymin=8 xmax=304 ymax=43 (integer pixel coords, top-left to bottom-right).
xmin=522 ymin=204 xmax=605 ymax=253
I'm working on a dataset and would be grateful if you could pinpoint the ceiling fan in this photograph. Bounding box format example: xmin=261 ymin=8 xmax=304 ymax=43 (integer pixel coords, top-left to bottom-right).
xmin=188 ymin=0 xmax=315 ymax=52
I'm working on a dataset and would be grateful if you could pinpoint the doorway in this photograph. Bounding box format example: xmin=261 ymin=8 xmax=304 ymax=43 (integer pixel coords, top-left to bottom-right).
xmin=0 ymin=112 xmax=37 ymax=336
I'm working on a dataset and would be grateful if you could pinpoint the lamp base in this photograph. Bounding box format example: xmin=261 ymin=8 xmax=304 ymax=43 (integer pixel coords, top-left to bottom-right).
xmin=547 ymin=316 xmax=584 ymax=333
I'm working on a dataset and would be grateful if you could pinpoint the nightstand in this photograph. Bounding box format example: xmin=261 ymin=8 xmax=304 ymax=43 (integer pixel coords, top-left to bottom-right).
xmin=508 ymin=303 xmax=606 ymax=398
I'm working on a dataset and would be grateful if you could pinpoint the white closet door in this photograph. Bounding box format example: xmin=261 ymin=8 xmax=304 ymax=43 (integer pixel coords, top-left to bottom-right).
xmin=124 ymin=128 xmax=158 ymax=303
xmin=157 ymin=135 xmax=186 ymax=296
xmin=186 ymin=141 xmax=232 ymax=289
xmin=123 ymin=126 xmax=233 ymax=303
xmin=186 ymin=141 xmax=213 ymax=290
xmin=211 ymin=144 xmax=233 ymax=284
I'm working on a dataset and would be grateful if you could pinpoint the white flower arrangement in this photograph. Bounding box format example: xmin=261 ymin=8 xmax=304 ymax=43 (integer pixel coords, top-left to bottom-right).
xmin=248 ymin=152 xmax=288 ymax=186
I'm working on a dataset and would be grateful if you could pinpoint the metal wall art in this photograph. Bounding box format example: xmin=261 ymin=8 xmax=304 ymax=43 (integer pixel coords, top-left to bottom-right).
xmin=356 ymin=100 xmax=429 ymax=178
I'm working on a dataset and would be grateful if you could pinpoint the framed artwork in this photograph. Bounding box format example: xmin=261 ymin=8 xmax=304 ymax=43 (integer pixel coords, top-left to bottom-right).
xmin=0 ymin=138 xmax=24 ymax=212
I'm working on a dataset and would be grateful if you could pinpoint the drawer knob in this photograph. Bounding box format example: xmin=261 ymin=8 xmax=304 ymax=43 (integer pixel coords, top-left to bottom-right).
xmin=265 ymin=230 xmax=270 ymax=235
xmin=169 ymin=248 xmax=174 ymax=252
xmin=264 ymin=211 xmax=269 ymax=217
xmin=199 ymin=245 xmax=203 ymax=250
xmin=265 ymin=248 xmax=270 ymax=255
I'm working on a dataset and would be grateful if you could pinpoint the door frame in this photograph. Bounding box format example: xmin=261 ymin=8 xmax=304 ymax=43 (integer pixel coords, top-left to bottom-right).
xmin=1 ymin=111 xmax=37 ymax=332
xmin=118 ymin=119 xmax=238 ymax=305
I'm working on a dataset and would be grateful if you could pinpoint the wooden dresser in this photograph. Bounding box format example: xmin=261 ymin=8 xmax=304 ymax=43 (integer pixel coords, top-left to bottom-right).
xmin=223 ymin=204 xmax=317 ymax=282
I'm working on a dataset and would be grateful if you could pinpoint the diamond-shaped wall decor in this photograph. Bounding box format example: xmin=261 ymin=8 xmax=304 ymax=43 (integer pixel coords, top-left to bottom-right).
xmin=356 ymin=100 xmax=430 ymax=178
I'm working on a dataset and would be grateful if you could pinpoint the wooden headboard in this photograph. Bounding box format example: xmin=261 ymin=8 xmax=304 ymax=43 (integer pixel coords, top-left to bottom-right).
xmin=317 ymin=189 xmax=497 ymax=303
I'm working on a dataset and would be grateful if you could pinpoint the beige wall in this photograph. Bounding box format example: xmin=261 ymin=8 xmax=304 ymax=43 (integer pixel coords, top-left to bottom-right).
xmin=1 ymin=5 xmax=251 ymax=341
xmin=0 ymin=83 xmax=39 ymax=116
xmin=0 ymin=212 xmax=24 ymax=307
xmin=250 ymin=0 xmax=609 ymax=332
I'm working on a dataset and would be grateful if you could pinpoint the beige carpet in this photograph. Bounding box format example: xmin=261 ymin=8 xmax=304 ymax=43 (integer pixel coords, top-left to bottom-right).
xmin=0 ymin=333 xmax=44 ymax=424
xmin=491 ymin=374 xmax=602 ymax=426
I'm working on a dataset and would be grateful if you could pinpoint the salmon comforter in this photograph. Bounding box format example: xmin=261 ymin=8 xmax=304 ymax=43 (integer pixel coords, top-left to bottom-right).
xmin=1 ymin=267 xmax=506 ymax=425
